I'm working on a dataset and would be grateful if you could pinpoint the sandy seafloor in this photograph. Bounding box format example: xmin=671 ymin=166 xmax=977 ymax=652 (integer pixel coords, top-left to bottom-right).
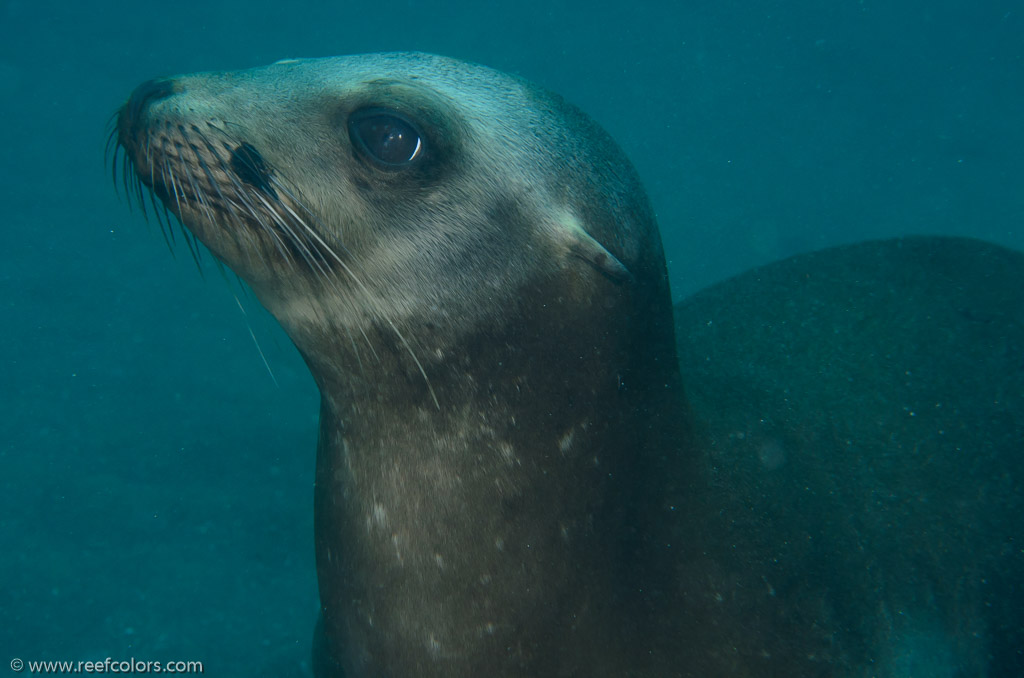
xmin=1 ymin=0 xmax=1022 ymax=674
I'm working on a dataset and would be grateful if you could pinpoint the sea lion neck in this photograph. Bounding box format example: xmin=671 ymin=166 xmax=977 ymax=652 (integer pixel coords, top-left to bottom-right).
xmin=272 ymin=264 xmax=668 ymax=411
xmin=306 ymin=273 xmax=682 ymax=676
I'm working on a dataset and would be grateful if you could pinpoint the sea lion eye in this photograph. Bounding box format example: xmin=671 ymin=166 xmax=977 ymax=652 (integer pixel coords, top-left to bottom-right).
xmin=349 ymin=109 xmax=423 ymax=168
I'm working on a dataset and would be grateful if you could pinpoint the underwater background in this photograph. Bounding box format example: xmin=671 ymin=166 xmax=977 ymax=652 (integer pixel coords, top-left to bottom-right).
xmin=1 ymin=0 xmax=1021 ymax=675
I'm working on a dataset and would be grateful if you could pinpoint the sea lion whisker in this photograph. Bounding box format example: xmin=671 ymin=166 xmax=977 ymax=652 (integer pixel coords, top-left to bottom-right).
xmin=115 ymin=154 xmax=128 ymax=189
xmin=248 ymin=187 xmax=336 ymax=277
xmin=271 ymin=199 xmax=357 ymax=288
xmin=192 ymin=132 xmax=255 ymax=236
xmin=356 ymin=325 xmax=381 ymax=364
xmin=190 ymin=125 xmax=260 ymax=223
xmin=205 ymin=119 xmax=247 ymax=142
xmin=212 ymin=257 xmax=230 ymax=281
xmin=134 ymin=139 xmax=154 ymax=222
xmin=190 ymin=125 xmax=224 ymax=159
xmin=260 ymin=180 xmax=376 ymax=294
xmin=258 ymin=213 xmax=381 ymax=368
xmin=274 ymin=195 xmax=438 ymax=406
xmin=214 ymin=182 xmax=251 ymax=230
xmin=193 ymin=153 xmax=235 ymax=210
xmin=200 ymin=119 xmax=232 ymax=137
xmin=264 ymin=179 xmax=371 ymax=292
xmin=264 ymin=180 xmax=350 ymax=275
xmin=219 ymin=171 xmax=301 ymax=270
xmin=121 ymin=152 xmax=175 ymax=254
xmin=267 ymin=177 xmax=352 ymax=251
xmin=347 ymin=331 xmax=366 ymax=375
xmin=264 ymin=177 xmax=375 ymax=292
xmin=103 ymin=114 xmax=119 ymax=167
xmin=179 ymin=151 xmax=220 ymax=235
xmin=179 ymin=222 xmax=205 ymax=273
xmin=161 ymin=203 xmax=175 ymax=235
xmin=146 ymin=150 xmax=166 ymax=229
xmin=121 ymin=151 xmax=135 ymax=213
xmin=148 ymin=185 xmax=177 ymax=255
xmin=146 ymin=135 xmax=155 ymax=178
xmin=161 ymin=156 xmax=204 ymax=269
xmin=189 ymin=149 xmax=262 ymax=262
xmin=129 ymin=171 xmax=145 ymax=218
xmin=155 ymin=160 xmax=180 ymax=250
xmin=236 ymin=193 xmax=300 ymax=271
xmin=164 ymin=157 xmax=186 ymax=223
xmin=166 ymin=144 xmax=196 ymax=214
xmin=233 ymin=295 xmax=278 ymax=386
xmin=136 ymin=177 xmax=149 ymax=220
xmin=151 ymin=207 xmax=176 ymax=254
xmin=109 ymin=144 xmax=118 ymax=194
xmin=126 ymin=156 xmax=138 ymax=212
xmin=264 ymin=184 xmax=339 ymax=280
xmin=258 ymin=178 xmax=389 ymax=368
xmin=106 ymin=127 xmax=121 ymax=197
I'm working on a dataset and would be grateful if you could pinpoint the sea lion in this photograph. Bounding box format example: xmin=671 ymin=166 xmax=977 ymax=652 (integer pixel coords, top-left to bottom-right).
xmin=111 ymin=53 xmax=1023 ymax=677
xmin=113 ymin=52 xmax=688 ymax=677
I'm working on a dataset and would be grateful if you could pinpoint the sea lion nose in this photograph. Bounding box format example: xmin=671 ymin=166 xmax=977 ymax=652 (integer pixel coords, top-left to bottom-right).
xmin=121 ymin=78 xmax=179 ymax=138
xmin=128 ymin=78 xmax=176 ymax=118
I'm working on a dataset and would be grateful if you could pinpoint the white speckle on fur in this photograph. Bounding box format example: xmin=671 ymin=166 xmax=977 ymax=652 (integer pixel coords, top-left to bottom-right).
xmin=498 ymin=441 xmax=517 ymax=466
xmin=392 ymin=534 xmax=404 ymax=564
xmin=426 ymin=633 xmax=442 ymax=657
xmin=366 ymin=502 xmax=387 ymax=532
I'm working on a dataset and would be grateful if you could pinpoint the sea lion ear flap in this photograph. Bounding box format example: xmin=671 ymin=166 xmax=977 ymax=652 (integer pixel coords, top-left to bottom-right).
xmin=557 ymin=213 xmax=634 ymax=284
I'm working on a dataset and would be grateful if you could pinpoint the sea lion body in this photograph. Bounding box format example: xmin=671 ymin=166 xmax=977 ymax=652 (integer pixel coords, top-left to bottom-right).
xmin=671 ymin=237 xmax=1024 ymax=676
xmin=113 ymin=53 xmax=1024 ymax=677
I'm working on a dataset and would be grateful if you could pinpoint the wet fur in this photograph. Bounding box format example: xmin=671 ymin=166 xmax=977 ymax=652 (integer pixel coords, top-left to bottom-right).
xmin=112 ymin=53 xmax=1023 ymax=677
xmin=114 ymin=53 xmax=686 ymax=677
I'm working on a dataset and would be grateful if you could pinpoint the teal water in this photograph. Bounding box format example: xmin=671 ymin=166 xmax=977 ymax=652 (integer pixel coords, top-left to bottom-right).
xmin=1 ymin=1 xmax=1021 ymax=675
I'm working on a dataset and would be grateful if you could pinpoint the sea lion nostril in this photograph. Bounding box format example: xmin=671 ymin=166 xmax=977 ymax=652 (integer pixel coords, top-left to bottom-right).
xmin=229 ymin=142 xmax=277 ymax=197
xmin=127 ymin=78 xmax=177 ymax=124
xmin=119 ymin=78 xmax=179 ymax=145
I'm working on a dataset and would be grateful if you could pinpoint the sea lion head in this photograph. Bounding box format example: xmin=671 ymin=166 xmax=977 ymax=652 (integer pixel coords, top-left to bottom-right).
xmin=112 ymin=52 xmax=673 ymax=395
